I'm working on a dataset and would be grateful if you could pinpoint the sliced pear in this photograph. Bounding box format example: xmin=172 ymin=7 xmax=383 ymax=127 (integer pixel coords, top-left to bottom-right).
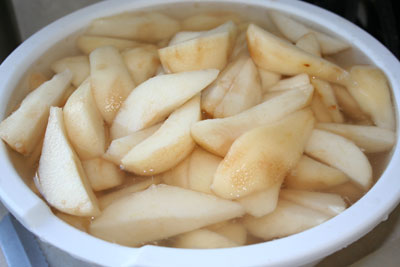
xmin=316 ymin=123 xmax=395 ymax=153
xmin=188 ymin=147 xmax=222 ymax=194
xmin=103 ymin=123 xmax=161 ymax=165
xmin=346 ymin=66 xmax=395 ymax=130
xmin=280 ymin=189 xmax=347 ymax=217
xmin=211 ymin=222 xmax=247 ymax=245
xmin=121 ymin=96 xmax=201 ymax=175
xmin=161 ymin=155 xmax=191 ymax=189
xmin=261 ymin=91 xmax=286 ymax=102
xmin=77 ymin=35 xmax=140 ymax=54
xmin=268 ymin=73 xmax=310 ymax=92
xmin=0 ymin=70 xmax=72 ymax=155
xmin=90 ymin=46 xmax=135 ymax=124
xmin=87 ymin=12 xmax=180 ymax=43
xmin=213 ymin=57 xmax=262 ymax=118
xmin=237 ymin=181 xmax=282 ymax=217
xmin=296 ymin=33 xmax=321 ymax=56
xmin=192 ymin=85 xmax=313 ymax=157
xmin=55 ymin=211 xmax=90 ymax=232
xmin=51 ymin=56 xmax=90 ymax=87
xmin=28 ymin=72 xmax=48 ymax=91
xmin=269 ymin=11 xmax=350 ymax=54
xmin=285 ymin=155 xmax=348 ymax=191
xmin=247 ymin=24 xmax=349 ymax=84
xmin=82 ymin=158 xmax=125 ymax=191
xmin=159 ymin=21 xmax=237 ymax=72
xmin=311 ymin=93 xmax=333 ymax=123
xmin=243 ymin=199 xmax=330 ymax=240
xmin=305 ymin=129 xmax=372 ymax=189
xmin=111 ymin=69 xmax=218 ymax=137
xmin=122 ymin=46 xmax=160 ymax=85
xmin=325 ymin=181 xmax=365 ymax=204
xmin=98 ymin=176 xmax=161 ymax=209
xmin=174 ymin=229 xmax=238 ymax=248
xmin=258 ymin=69 xmax=281 ymax=93
xmin=332 ymin=84 xmax=370 ymax=123
xmin=182 ymin=13 xmax=242 ymax=31
xmin=89 ymin=184 xmax=245 ymax=246
xmin=36 ymin=107 xmax=100 ymax=216
xmin=168 ymin=31 xmax=203 ymax=46
xmin=63 ymin=79 xmax=106 ymax=160
xmin=201 ymin=55 xmax=249 ymax=115
xmin=311 ymin=78 xmax=344 ymax=123
xmin=231 ymin=29 xmax=249 ymax=59
xmin=212 ymin=109 xmax=314 ymax=199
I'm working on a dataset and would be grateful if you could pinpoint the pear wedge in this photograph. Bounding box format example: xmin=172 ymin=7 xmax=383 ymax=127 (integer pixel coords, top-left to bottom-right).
xmin=174 ymin=229 xmax=238 ymax=248
xmin=211 ymin=222 xmax=247 ymax=245
xmin=51 ymin=56 xmax=89 ymax=87
xmin=89 ymin=184 xmax=245 ymax=246
xmin=296 ymin=33 xmax=321 ymax=56
xmin=286 ymin=155 xmax=348 ymax=191
xmin=104 ymin=123 xmax=161 ymax=165
xmin=247 ymin=24 xmax=349 ymax=84
xmin=111 ymin=69 xmax=218 ymax=138
xmin=192 ymin=85 xmax=313 ymax=157
xmin=161 ymin=155 xmax=191 ymax=189
xmin=316 ymin=123 xmax=395 ymax=153
xmin=159 ymin=21 xmax=237 ymax=72
xmin=269 ymin=11 xmax=350 ymax=54
xmin=77 ymin=35 xmax=140 ymax=54
xmin=311 ymin=93 xmax=333 ymax=123
xmin=211 ymin=109 xmax=314 ymax=199
xmin=280 ymin=189 xmax=346 ymax=217
xmin=268 ymin=73 xmax=310 ymax=92
xmin=305 ymin=129 xmax=372 ymax=190
xmin=82 ymin=158 xmax=125 ymax=191
xmin=36 ymin=107 xmax=100 ymax=216
xmin=90 ymin=46 xmax=135 ymax=124
xmin=346 ymin=66 xmax=395 ymax=130
xmin=121 ymin=96 xmax=201 ymax=175
xmin=182 ymin=13 xmax=242 ymax=31
xmin=237 ymin=181 xmax=282 ymax=217
xmin=63 ymin=79 xmax=106 ymax=160
xmin=28 ymin=72 xmax=48 ymax=91
xmin=87 ymin=12 xmax=180 ymax=43
xmin=258 ymin=69 xmax=281 ymax=93
xmin=243 ymin=199 xmax=330 ymax=240
xmin=0 ymin=70 xmax=72 ymax=155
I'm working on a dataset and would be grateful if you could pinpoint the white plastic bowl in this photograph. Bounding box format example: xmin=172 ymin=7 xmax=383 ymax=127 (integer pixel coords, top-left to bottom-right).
xmin=0 ymin=0 xmax=399 ymax=266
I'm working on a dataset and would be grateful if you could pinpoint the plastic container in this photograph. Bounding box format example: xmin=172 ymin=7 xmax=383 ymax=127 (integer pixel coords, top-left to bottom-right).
xmin=0 ymin=0 xmax=399 ymax=266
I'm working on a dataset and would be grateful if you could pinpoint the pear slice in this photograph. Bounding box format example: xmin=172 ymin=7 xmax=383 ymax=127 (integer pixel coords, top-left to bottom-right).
xmin=269 ymin=11 xmax=350 ymax=54
xmin=280 ymin=189 xmax=347 ymax=217
xmin=311 ymin=93 xmax=333 ymax=123
xmin=188 ymin=148 xmax=222 ymax=194
xmin=103 ymin=123 xmax=161 ymax=165
xmin=63 ymin=79 xmax=106 ymax=160
xmin=295 ymin=33 xmax=321 ymax=56
xmin=161 ymin=155 xmax=191 ymax=189
xmin=82 ymin=158 xmax=125 ymax=191
xmin=173 ymin=229 xmax=238 ymax=248
xmin=237 ymin=181 xmax=282 ymax=217
xmin=77 ymin=35 xmax=140 ymax=54
xmin=182 ymin=13 xmax=242 ymax=31
xmin=311 ymin=78 xmax=344 ymax=123
xmin=243 ymin=199 xmax=330 ymax=240
xmin=55 ymin=211 xmax=90 ymax=232
xmin=90 ymin=46 xmax=135 ymax=124
xmin=212 ymin=109 xmax=314 ymax=199
xmin=316 ymin=123 xmax=395 ymax=153
xmin=87 ymin=12 xmax=180 ymax=43
xmin=28 ymin=72 xmax=48 ymax=91
xmin=121 ymin=96 xmax=201 ymax=175
xmin=261 ymin=91 xmax=286 ymax=102
xmin=211 ymin=222 xmax=247 ymax=245
xmin=168 ymin=31 xmax=203 ymax=46
xmin=159 ymin=21 xmax=237 ymax=72
xmin=258 ymin=69 xmax=281 ymax=93
xmin=192 ymin=85 xmax=313 ymax=157
xmin=346 ymin=66 xmax=395 ymax=130
xmin=51 ymin=56 xmax=89 ymax=87
xmin=213 ymin=57 xmax=262 ymax=118
xmin=305 ymin=129 xmax=372 ymax=190
xmin=246 ymin=24 xmax=349 ymax=84
xmin=122 ymin=46 xmax=160 ymax=85
xmin=332 ymin=84 xmax=370 ymax=123
xmin=36 ymin=107 xmax=100 ymax=216
xmin=89 ymin=184 xmax=245 ymax=246
xmin=268 ymin=73 xmax=310 ymax=92
xmin=325 ymin=182 xmax=364 ymax=205
xmin=285 ymin=155 xmax=348 ymax=191
xmin=98 ymin=176 xmax=161 ymax=209
xmin=0 ymin=70 xmax=72 ymax=155
xmin=111 ymin=69 xmax=218 ymax=137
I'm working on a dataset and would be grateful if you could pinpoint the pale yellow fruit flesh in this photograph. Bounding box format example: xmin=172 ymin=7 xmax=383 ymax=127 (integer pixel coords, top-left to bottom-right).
xmin=82 ymin=158 xmax=125 ymax=191
xmin=295 ymin=33 xmax=321 ymax=57
xmin=51 ymin=56 xmax=90 ymax=87
xmin=77 ymin=35 xmax=141 ymax=54
xmin=173 ymin=229 xmax=239 ymax=248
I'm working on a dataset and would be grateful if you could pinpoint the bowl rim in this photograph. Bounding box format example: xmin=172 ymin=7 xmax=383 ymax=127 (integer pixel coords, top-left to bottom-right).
xmin=0 ymin=0 xmax=399 ymax=266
